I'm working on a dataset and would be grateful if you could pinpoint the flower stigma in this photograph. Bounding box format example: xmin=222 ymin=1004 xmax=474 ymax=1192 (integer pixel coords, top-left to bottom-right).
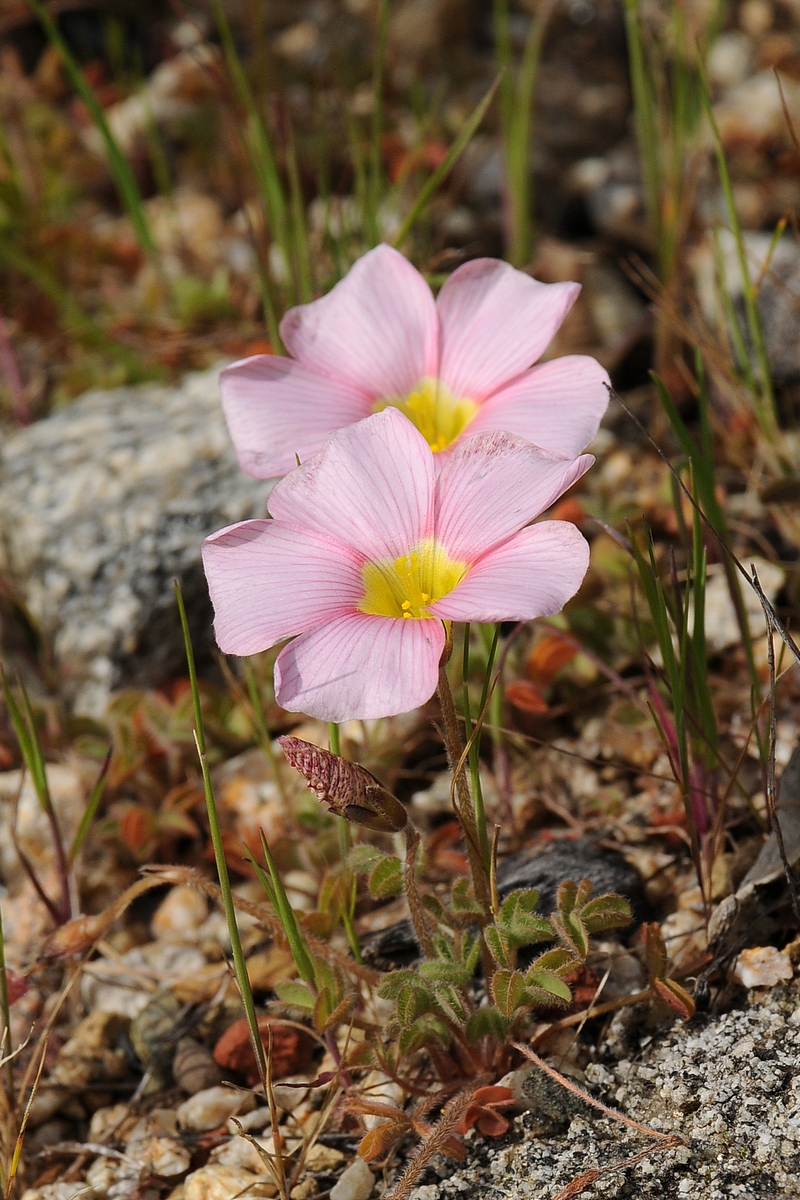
xmin=374 ymin=378 xmax=478 ymax=453
xmin=359 ymin=538 xmax=467 ymax=619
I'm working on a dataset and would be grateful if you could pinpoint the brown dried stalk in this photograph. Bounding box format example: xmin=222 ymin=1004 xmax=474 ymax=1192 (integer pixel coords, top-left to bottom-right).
xmin=552 ymin=1137 xmax=685 ymax=1200
xmin=385 ymin=1083 xmax=485 ymax=1200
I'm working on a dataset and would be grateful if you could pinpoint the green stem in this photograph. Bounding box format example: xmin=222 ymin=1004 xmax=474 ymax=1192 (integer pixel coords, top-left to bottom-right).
xmin=175 ymin=581 xmax=269 ymax=1087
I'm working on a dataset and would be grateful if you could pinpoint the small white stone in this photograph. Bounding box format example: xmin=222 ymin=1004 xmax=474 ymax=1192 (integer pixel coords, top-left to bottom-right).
xmin=184 ymin=1164 xmax=272 ymax=1200
xmin=226 ymin=1106 xmax=271 ymax=1134
xmin=305 ymin=1144 xmax=345 ymax=1172
xmin=177 ymin=1086 xmax=256 ymax=1133
xmin=734 ymin=946 xmax=794 ymax=989
xmin=151 ymin=886 xmax=208 ymax=942
xmin=330 ymin=1157 xmax=374 ymax=1200
xmin=129 ymin=1135 xmax=191 ymax=1177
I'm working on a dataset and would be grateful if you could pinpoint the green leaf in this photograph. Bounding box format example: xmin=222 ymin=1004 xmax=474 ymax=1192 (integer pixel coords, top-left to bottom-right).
xmin=422 ymin=893 xmax=448 ymax=923
xmin=348 ymin=845 xmax=385 ymax=874
xmin=466 ymin=1006 xmax=508 ymax=1043
xmin=434 ymin=985 xmax=467 ymax=1024
xmin=484 ymin=924 xmax=511 ymax=968
xmin=378 ymin=970 xmax=428 ymax=1001
xmin=529 ymin=948 xmax=576 ymax=976
xmin=556 ymin=879 xmax=578 ymax=916
xmin=462 ymin=931 xmax=482 ymax=976
xmin=500 ymin=888 xmax=540 ymax=924
xmin=368 ymin=856 xmax=403 ymax=900
xmin=492 ymin=969 xmax=526 ymax=1017
xmin=396 ymin=984 xmax=427 ymax=1027
xmin=524 ymin=970 xmax=573 ymax=1006
xmin=274 ymin=981 xmax=315 ymax=1010
xmin=418 ymin=960 xmax=470 ymax=988
xmin=555 ymin=911 xmax=589 ymax=959
xmin=581 ymin=894 xmax=632 ymax=933
xmin=451 ymin=878 xmax=484 ymax=915
xmin=398 ymin=1014 xmax=451 ymax=1056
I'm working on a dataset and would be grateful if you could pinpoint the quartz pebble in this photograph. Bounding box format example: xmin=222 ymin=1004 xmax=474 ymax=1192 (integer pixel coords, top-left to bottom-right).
xmin=330 ymin=1157 xmax=374 ymax=1200
xmin=306 ymin=1143 xmax=346 ymax=1172
xmin=151 ymin=886 xmax=209 ymax=941
xmin=51 ymin=1010 xmax=130 ymax=1087
xmin=183 ymin=1163 xmax=276 ymax=1200
xmin=177 ymin=1086 xmax=256 ymax=1132
xmin=735 ymin=945 xmax=794 ymax=989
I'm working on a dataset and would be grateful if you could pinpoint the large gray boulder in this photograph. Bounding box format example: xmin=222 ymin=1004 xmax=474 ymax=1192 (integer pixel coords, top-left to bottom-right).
xmin=0 ymin=366 xmax=273 ymax=716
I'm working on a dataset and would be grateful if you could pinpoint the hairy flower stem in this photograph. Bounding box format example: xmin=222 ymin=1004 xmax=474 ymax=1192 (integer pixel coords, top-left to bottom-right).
xmin=436 ymin=661 xmax=491 ymax=916
xmin=403 ymin=826 xmax=434 ymax=958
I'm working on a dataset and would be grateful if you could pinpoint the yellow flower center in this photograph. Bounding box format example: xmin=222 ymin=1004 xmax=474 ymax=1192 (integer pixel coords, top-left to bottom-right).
xmin=359 ymin=538 xmax=467 ymax=620
xmin=374 ymin=377 xmax=478 ymax=453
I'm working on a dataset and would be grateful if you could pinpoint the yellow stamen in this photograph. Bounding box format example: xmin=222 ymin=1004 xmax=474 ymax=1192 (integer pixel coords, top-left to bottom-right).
xmin=374 ymin=377 xmax=478 ymax=453
xmin=360 ymin=539 xmax=467 ymax=620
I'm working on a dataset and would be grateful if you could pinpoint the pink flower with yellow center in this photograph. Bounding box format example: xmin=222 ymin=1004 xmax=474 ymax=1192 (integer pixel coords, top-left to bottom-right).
xmin=202 ymin=408 xmax=592 ymax=722
xmin=220 ymin=244 xmax=609 ymax=477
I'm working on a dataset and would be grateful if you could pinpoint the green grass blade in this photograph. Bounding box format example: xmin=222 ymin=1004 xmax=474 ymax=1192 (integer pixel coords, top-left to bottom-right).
xmin=623 ymin=0 xmax=663 ymax=258
xmin=392 ymin=73 xmax=503 ymax=250
xmin=258 ymin=831 xmax=316 ymax=984
xmin=27 ymin=0 xmax=155 ymax=258
xmin=69 ymin=746 xmax=112 ymax=867
xmin=174 ymin=580 xmax=268 ymax=1086
xmin=1 ymin=668 xmax=50 ymax=814
xmin=697 ymin=56 xmax=779 ymax=444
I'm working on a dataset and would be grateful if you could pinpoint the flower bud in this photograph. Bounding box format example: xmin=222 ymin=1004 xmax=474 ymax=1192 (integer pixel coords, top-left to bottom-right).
xmin=279 ymin=736 xmax=408 ymax=833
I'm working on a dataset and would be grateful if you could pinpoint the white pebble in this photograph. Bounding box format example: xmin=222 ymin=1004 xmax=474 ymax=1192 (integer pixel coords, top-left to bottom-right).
xmin=330 ymin=1156 xmax=374 ymax=1200
xmin=177 ymin=1086 xmax=255 ymax=1132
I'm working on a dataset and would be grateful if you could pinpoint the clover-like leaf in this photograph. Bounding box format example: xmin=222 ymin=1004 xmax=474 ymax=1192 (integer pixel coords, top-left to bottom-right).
xmin=492 ymin=969 xmax=527 ymax=1018
xmin=418 ymin=960 xmax=470 ymax=988
xmin=484 ymin=924 xmax=511 ymax=968
xmin=580 ymin=893 xmax=632 ymax=933
xmin=465 ymin=1006 xmax=508 ymax=1044
xmin=378 ymin=970 xmax=429 ymax=1001
xmin=641 ymin=922 xmax=668 ymax=982
xmin=452 ymin=877 xmax=486 ymax=916
xmin=530 ymin=947 xmax=577 ymax=976
xmin=396 ymin=983 xmax=430 ymax=1028
xmin=398 ymin=1014 xmax=451 ymax=1056
xmin=274 ymin=980 xmax=314 ymax=1010
xmin=368 ymin=855 xmax=403 ymax=900
xmin=524 ymin=968 xmax=573 ymax=1006
xmin=358 ymin=1120 xmax=408 ymax=1162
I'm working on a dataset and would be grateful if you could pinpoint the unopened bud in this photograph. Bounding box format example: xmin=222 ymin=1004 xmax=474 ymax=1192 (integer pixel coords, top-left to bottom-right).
xmin=279 ymin=736 xmax=408 ymax=833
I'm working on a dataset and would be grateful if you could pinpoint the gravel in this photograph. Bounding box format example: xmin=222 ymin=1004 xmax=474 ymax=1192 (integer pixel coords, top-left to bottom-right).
xmin=408 ymin=982 xmax=800 ymax=1200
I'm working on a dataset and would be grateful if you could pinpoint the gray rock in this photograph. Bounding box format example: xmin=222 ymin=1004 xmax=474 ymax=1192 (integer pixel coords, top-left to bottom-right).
xmin=410 ymin=982 xmax=800 ymax=1199
xmin=0 ymin=366 xmax=273 ymax=715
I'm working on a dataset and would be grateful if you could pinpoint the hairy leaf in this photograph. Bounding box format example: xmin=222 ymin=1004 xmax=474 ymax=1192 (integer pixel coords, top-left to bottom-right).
xmin=368 ymin=855 xmax=403 ymax=899
xmin=274 ymin=980 xmax=314 ymax=1010
xmin=492 ymin=968 xmax=527 ymax=1017
xmin=465 ymin=1006 xmax=508 ymax=1043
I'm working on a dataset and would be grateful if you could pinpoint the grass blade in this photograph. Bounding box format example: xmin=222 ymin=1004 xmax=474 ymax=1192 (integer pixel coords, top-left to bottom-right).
xmin=27 ymin=0 xmax=155 ymax=259
xmin=697 ymin=55 xmax=779 ymax=444
xmin=174 ymin=580 xmax=268 ymax=1087
xmin=392 ymin=73 xmax=503 ymax=250
xmin=69 ymin=746 xmax=112 ymax=867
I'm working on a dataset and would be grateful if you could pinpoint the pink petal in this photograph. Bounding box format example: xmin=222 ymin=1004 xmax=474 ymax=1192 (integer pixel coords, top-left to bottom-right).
xmin=220 ymin=355 xmax=371 ymax=478
xmin=434 ymin=431 xmax=593 ymax=561
xmin=202 ymin=520 xmax=363 ymax=656
xmin=431 ymin=522 xmax=590 ymax=622
xmin=436 ymin=259 xmax=580 ymax=399
xmin=466 ymin=356 xmax=610 ymax=458
xmin=280 ymin=244 xmax=438 ymax=398
xmin=275 ymin=613 xmax=445 ymax=721
xmin=269 ymin=408 xmax=435 ymax=561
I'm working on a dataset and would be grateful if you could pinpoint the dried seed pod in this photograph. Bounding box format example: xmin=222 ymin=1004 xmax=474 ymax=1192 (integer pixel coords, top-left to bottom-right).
xmin=173 ymin=1036 xmax=224 ymax=1094
xmin=279 ymin=736 xmax=407 ymax=832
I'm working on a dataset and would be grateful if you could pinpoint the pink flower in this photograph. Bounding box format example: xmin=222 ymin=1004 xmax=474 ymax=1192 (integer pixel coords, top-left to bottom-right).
xmin=220 ymin=244 xmax=609 ymax=478
xmin=202 ymin=408 xmax=592 ymax=722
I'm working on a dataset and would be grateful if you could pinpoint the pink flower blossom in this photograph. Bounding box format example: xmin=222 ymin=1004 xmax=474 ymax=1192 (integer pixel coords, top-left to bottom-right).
xmin=202 ymin=408 xmax=592 ymax=722
xmin=220 ymin=244 xmax=609 ymax=478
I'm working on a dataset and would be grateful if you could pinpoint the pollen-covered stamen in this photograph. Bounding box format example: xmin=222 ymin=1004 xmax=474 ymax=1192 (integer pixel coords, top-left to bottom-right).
xmin=374 ymin=377 xmax=478 ymax=453
xmin=360 ymin=538 xmax=467 ymax=620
